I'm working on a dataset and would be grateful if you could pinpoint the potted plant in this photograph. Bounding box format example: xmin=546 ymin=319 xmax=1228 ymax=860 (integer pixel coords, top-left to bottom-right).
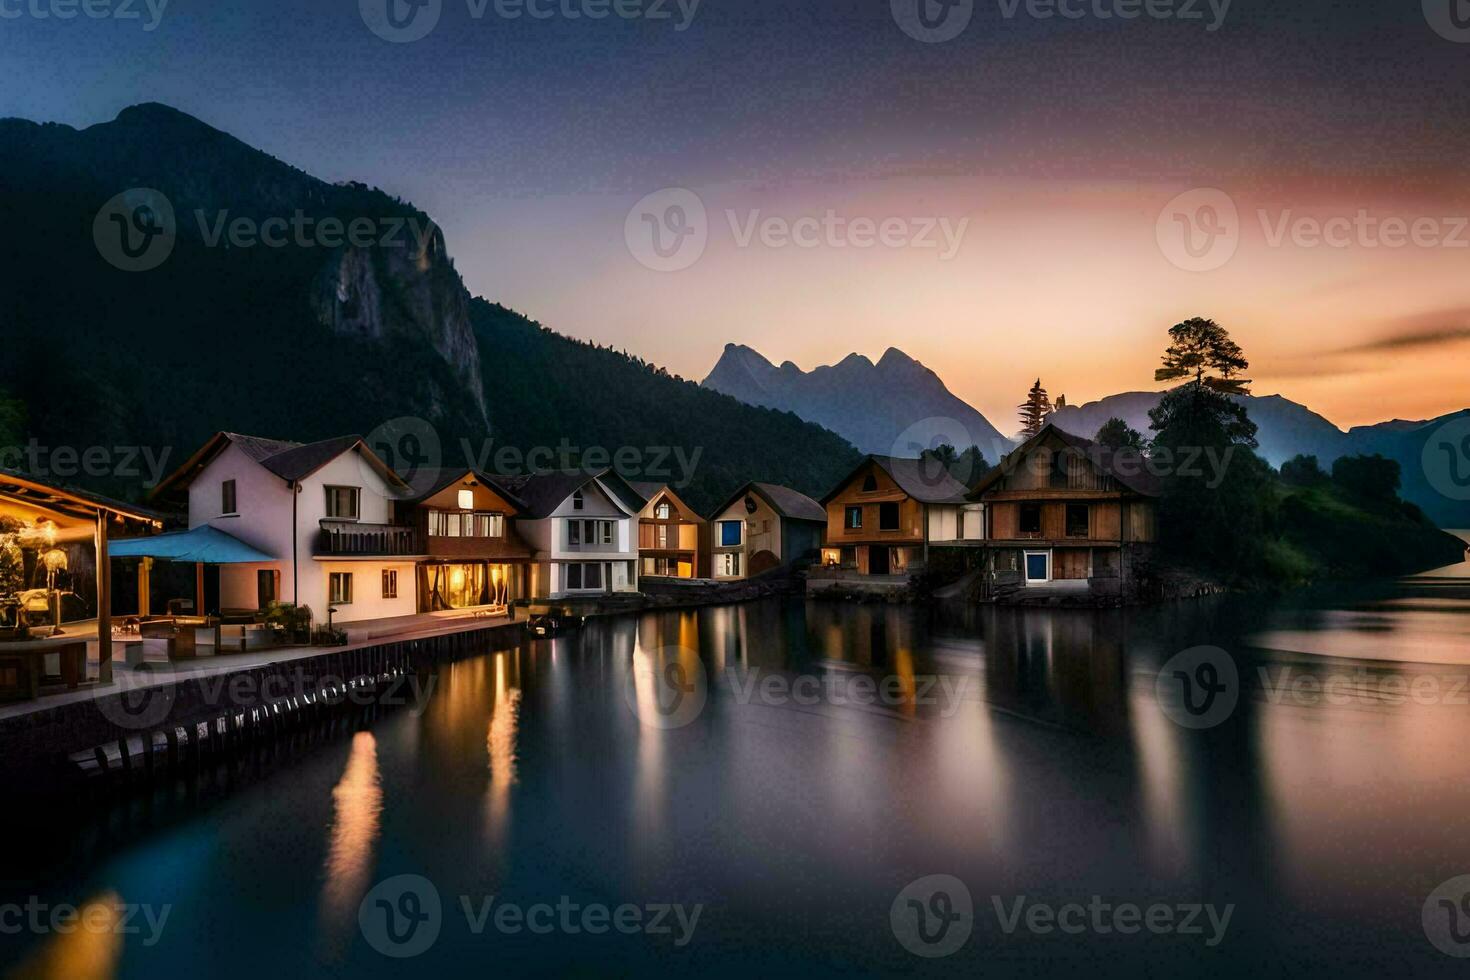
xmin=263 ymin=602 xmax=313 ymax=645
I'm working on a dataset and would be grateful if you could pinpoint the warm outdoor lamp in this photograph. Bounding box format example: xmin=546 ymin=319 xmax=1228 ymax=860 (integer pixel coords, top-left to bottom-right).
xmin=43 ymin=547 xmax=68 ymax=636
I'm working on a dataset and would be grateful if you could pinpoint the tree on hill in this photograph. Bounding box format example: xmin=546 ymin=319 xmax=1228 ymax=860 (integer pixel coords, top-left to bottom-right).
xmin=1095 ymin=417 xmax=1144 ymax=451
xmin=1280 ymin=454 xmax=1327 ymax=487
xmin=921 ymin=443 xmax=989 ymax=486
xmin=1154 ymin=316 xmax=1252 ymax=395
xmin=1018 ymin=379 xmax=1053 ymax=438
xmin=1147 ymin=318 xmax=1271 ymax=578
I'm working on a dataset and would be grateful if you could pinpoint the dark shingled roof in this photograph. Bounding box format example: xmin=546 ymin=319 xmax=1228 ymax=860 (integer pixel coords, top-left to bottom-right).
xmin=153 ymin=432 xmax=406 ymax=499
xmin=400 ymin=468 xmax=530 ymax=510
xmin=820 ymin=455 xmax=974 ymax=505
xmin=624 ymin=480 xmax=667 ymax=504
xmin=713 ymin=482 xmax=827 ymax=524
xmin=969 ymin=424 xmax=1163 ymax=498
xmin=487 ymin=471 xmax=633 ymax=519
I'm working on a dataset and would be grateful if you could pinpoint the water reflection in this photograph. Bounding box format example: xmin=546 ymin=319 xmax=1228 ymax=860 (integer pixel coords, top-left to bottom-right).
xmin=318 ymin=732 xmax=383 ymax=956
xmin=486 ymin=651 xmax=522 ymax=847
xmin=8 ymin=892 xmax=124 ymax=980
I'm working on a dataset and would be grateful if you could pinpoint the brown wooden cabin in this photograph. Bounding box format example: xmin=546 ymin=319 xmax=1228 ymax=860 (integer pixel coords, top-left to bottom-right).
xmin=396 ymin=469 xmax=535 ymax=613
xmin=969 ymin=425 xmax=1159 ymax=596
xmin=817 ymin=455 xmax=980 ymax=579
xmin=625 ymin=481 xmax=707 ymax=579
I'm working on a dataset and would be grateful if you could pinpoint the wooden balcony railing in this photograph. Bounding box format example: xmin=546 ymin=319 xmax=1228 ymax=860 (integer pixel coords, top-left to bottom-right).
xmin=317 ymin=521 xmax=423 ymax=557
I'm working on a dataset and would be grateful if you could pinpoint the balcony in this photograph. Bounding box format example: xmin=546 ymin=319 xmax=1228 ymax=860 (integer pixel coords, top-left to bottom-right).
xmin=317 ymin=521 xmax=423 ymax=558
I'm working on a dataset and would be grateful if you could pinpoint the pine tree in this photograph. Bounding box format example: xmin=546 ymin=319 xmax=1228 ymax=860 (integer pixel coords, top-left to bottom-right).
xmin=1018 ymin=379 xmax=1053 ymax=438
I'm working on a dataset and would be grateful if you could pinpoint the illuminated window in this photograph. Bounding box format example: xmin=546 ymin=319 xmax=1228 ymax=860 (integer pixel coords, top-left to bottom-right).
xmin=381 ymin=569 xmax=398 ymax=599
xmin=457 ymin=489 xmax=475 ymax=510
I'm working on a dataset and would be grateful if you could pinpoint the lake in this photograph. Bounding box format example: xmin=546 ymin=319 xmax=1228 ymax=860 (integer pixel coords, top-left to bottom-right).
xmin=3 ymin=549 xmax=1470 ymax=978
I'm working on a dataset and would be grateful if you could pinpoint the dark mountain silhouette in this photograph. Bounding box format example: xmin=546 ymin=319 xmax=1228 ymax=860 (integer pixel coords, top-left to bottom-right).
xmin=0 ymin=104 xmax=859 ymax=512
xmin=702 ymin=344 xmax=1012 ymax=459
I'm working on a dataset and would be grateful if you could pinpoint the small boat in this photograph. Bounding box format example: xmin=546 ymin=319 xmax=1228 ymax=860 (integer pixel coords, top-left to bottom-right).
xmin=526 ymin=612 xmax=584 ymax=637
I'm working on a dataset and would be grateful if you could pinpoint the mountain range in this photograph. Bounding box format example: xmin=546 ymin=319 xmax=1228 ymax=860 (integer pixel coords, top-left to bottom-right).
xmin=0 ymin=104 xmax=859 ymax=512
xmin=703 ymin=344 xmax=1011 ymax=459
xmin=704 ymin=349 xmax=1470 ymax=527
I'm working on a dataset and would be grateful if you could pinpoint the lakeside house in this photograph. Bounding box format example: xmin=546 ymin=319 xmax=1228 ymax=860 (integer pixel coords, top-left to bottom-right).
xmin=623 ymin=481 xmax=707 ymax=580
xmin=489 ymin=470 xmax=641 ymax=601
xmin=707 ymin=482 xmax=826 ymax=580
xmin=968 ymin=425 xmax=1159 ymax=597
xmin=397 ymin=468 xmax=535 ymax=616
xmin=811 ymin=455 xmax=984 ymax=589
xmin=150 ymin=432 xmax=423 ymax=625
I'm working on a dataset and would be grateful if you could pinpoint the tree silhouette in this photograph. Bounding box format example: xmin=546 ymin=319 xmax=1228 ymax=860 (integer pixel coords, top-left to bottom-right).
xmin=1017 ymin=379 xmax=1053 ymax=438
xmin=1154 ymin=317 xmax=1251 ymax=395
xmin=1095 ymin=417 xmax=1144 ymax=451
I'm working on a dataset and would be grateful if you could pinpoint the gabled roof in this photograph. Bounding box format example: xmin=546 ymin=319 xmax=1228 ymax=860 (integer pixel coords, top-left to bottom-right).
xmin=968 ymin=424 xmax=1162 ymax=498
xmin=485 ymin=470 xmax=636 ymax=519
xmin=622 ymin=480 xmax=705 ymax=522
xmin=400 ymin=468 xmax=529 ymax=511
xmin=712 ymin=482 xmax=827 ymax=524
xmin=151 ymin=432 xmax=407 ymax=500
xmin=820 ymin=455 xmax=972 ymax=505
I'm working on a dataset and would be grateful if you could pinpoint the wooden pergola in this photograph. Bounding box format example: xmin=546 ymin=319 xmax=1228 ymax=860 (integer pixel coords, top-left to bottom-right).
xmin=0 ymin=469 xmax=163 ymax=687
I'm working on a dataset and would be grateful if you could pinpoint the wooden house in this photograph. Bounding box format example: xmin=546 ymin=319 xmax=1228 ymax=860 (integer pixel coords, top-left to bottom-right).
xmin=968 ymin=425 xmax=1159 ymax=596
xmin=708 ymin=482 xmax=826 ymax=580
xmin=623 ymin=481 xmax=707 ymax=580
xmin=814 ymin=455 xmax=983 ymax=583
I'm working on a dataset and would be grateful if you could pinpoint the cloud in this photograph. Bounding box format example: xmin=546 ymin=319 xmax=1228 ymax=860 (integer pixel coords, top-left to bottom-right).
xmin=1332 ymin=309 xmax=1470 ymax=355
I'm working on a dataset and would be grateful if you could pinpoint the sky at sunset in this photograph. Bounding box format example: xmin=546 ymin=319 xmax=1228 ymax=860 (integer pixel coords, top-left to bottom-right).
xmin=5 ymin=0 xmax=1470 ymax=429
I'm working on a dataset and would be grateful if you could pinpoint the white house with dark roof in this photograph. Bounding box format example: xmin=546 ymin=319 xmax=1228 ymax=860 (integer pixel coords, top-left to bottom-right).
xmin=151 ymin=432 xmax=422 ymax=625
xmin=707 ymin=482 xmax=826 ymax=580
xmin=487 ymin=470 xmax=640 ymax=601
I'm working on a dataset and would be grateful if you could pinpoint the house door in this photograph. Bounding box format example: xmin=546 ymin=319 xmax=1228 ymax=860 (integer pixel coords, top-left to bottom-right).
xmin=257 ymin=570 xmax=278 ymax=608
xmin=870 ymin=547 xmax=891 ymax=575
xmin=1024 ymin=551 xmax=1051 ymax=584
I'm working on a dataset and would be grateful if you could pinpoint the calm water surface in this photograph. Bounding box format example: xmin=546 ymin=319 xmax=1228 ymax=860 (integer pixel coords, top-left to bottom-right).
xmin=4 ymin=554 xmax=1470 ymax=978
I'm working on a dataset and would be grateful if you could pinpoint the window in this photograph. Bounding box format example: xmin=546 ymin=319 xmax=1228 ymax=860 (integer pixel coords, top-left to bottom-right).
xmin=257 ymin=569 xmax=276 ymax=607
xmin=568 ymin=519 xmax=614 ymax=547
xmin=879 ymin=502 xmax=900 ymax=531
xmin=382 ymin=569 xmax=398 ymax=599
xmin=719 ymin=520 xmax=743 ymax=547
xmin=744 ymin=496 xmax=758 ymax=514
xmin=329 ymin=572 xmax=353 ymax=605
xmin=862 ymin=473 xmax=878 ymax=492
xmin=1049 ymin=451 xmax=1069 ymax=489
xmin=654 ymin=502 xmax=671 ymax=520
xmin=845 ymin=506 xmax=863 ymax=530
xmin=655 ymin=525 xmax=671 ymax=549
xmin=566 ymin=562 xmax=604 ymax=591
xmin=572 ymin=490 xmax=584 ymax=511
xmin=717 ymin=552 xmax=741 ymax=577
xmin=221 ymin=479 xmax=237 ymax=515
xmin=428 ymin=510 xmax=503 ymax=537
xmin=457 ymin=489 xmax=475 ymax=510
xmin=1020 ymin=503 xmax=1042 ymax=535
xmin=1066 ymin=504 xmax=1090 ymax=538
xmin=325 ymin=486 xmax=360 ymax=521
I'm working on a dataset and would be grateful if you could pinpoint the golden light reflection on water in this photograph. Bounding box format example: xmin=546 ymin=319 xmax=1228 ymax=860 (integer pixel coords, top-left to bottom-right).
xmin=9 ymin=892 xmax=123 ymax=980
xmin=1128 ymin=685 xmax=1192 ymax=879
xmin=318 ymin=731 xmax=383 ymax=956
xmin=486 ymin=651 xmax=522 ymax=846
